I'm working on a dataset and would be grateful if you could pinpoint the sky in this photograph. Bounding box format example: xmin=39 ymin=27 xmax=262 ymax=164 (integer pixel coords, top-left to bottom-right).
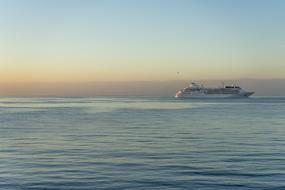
xmin=0 ymin=0 xmax=284 ymax=95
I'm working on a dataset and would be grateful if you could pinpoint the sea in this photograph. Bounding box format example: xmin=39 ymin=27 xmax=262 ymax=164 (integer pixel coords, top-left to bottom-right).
xmin=0 ymin=96 xmax=285 ymax=190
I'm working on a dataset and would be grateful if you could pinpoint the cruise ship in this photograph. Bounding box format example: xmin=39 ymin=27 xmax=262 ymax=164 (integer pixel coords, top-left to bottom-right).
xmin=175 ymin=82 xmax=254 ymax=98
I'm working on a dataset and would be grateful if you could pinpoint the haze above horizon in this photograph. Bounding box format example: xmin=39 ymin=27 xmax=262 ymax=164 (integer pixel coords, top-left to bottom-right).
xmin=1 ymin=0 xmax=284 ymax=94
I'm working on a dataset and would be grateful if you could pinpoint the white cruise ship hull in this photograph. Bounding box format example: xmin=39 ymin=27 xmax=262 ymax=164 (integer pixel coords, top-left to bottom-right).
xmin=175 ymin=93 xmax=252 ymax=99
xmin=175 ymin=91 xmax=254 ymax=99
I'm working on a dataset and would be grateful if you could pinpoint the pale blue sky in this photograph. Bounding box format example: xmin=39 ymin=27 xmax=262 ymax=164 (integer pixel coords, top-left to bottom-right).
xmin=0 ymin=0 xmax=284 ymax=83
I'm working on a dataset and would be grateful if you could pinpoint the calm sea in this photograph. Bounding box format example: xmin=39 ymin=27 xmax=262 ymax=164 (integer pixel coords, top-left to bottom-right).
xmin=0 ymin=97 xmax=285 ymax=190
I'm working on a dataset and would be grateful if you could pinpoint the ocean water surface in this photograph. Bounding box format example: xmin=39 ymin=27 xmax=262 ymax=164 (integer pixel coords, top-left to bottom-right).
xmin=0 ymin=97 xmax=285 ymax=190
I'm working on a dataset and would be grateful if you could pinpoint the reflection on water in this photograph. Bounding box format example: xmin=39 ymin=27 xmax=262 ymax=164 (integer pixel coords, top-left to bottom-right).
xmin=0 ymin=97 xmax=285 ymax=189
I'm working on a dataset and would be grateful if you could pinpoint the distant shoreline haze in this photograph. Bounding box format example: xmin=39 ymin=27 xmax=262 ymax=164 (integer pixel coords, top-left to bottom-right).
xmin=0 ymin=79 xmax=284 ymax=96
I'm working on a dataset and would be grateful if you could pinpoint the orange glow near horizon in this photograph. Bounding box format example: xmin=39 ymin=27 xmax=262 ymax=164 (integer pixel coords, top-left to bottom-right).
xmin=2 ymin=57 xmax=284 ymax=84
